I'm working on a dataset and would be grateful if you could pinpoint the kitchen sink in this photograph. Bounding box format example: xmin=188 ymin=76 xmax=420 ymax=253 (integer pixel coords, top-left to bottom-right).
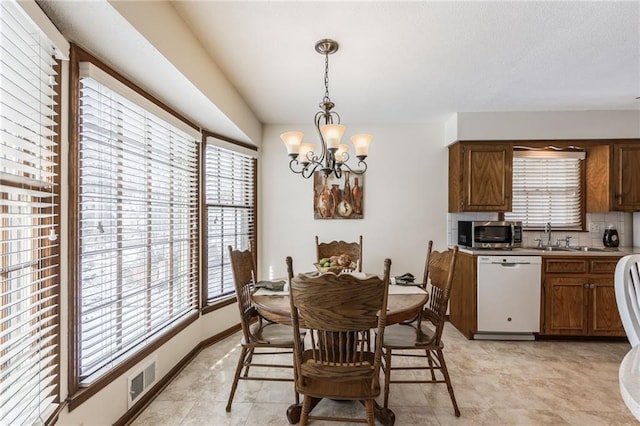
xmin=568 ymin=246 xmax=619 ymax=252
xmin=520 ymin=246 xmax=619 ymax=253
xmin=522 ymin=246 xmax=574 ymax=252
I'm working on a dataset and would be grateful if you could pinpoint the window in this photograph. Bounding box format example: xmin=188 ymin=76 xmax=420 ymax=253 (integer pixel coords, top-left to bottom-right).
xmin=1 ymin=1 xmax=63 ymax=423
xmin=205 ymin=137 xmax=256 ymax=302
xmin=505 ymin=150 xmax=586 ymax=229
xmin=73 ymin=60 xmax=200 ymax=386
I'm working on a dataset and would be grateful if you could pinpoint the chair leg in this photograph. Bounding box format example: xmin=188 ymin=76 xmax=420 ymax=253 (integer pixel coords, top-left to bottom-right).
xmin=226 ymin=346 xmax=249 ymax=412
xmin=383 ymin=347 xmax=392 ymax=408
xmin=365 ymin=399 xmax=375 ymax=426
xmin=300 ymin=395 xmax=311 ymax=426
xmin=426 ymin=349 xmax=437 ymax=381
xmin=436 ymin=348 xmax=460 ymax=417
xmin=242 ymin=348 xmax=254 ymax=377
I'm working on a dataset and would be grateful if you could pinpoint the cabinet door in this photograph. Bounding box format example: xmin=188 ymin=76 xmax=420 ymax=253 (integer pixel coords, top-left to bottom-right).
xmin=612 ymin=143 xmax=640 ymax=211
xmin=462 ymin=144 xmax=512 ymax=211
xmin=589 ymin=278 xmax=625 ymax=336
xmin=543 ymin=277 xmax=587 ymax=335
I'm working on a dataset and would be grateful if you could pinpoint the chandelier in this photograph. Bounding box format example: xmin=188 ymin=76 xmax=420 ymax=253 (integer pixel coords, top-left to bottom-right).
xmin=280 ymin=39 xmax=372 ymax=179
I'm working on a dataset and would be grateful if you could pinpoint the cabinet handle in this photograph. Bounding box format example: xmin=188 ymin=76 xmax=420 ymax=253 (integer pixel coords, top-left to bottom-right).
xmin=584 ymin=283 xmax=589 ymax=288
xmin=590 ymin=283 xmax=595 ymax=289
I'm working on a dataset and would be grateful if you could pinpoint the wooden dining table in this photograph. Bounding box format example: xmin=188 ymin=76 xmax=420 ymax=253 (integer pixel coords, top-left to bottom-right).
xmin=252 ymin=283 xmax=429 ymax=426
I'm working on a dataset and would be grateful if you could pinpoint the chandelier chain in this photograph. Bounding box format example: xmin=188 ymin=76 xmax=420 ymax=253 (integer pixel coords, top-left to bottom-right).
xmin=323 ymin=52 xmax=330 ymax=103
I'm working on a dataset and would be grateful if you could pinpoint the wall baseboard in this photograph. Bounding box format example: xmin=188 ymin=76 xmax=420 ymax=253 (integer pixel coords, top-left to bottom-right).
xmin=113 ymin=323 xmax=242 ymax=426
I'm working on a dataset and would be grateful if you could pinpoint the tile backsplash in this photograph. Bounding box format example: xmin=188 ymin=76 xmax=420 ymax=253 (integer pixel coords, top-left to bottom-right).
xmin=447 ymin=212 xmax=634 ymax=248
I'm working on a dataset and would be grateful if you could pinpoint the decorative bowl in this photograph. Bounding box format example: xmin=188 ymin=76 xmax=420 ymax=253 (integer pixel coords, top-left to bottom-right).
xmin=313 ymin=263 xmax=345 ymax=274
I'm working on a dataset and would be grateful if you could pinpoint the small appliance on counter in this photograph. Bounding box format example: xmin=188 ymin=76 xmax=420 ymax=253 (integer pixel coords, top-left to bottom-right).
xmin=603 ymin=225 xmax=620 ymax=248
xmin=458 ymin=221 xmax=523 ymax=249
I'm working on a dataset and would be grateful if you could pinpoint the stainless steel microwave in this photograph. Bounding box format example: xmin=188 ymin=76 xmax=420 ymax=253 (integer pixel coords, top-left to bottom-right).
xmin=458 ymin=221 xmax=523 ymax=249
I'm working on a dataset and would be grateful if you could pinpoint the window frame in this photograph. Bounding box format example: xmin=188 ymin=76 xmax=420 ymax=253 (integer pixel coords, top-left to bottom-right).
xmin=503 ymin=144 xmax=587 ymax=231
xmin=201 ymin=131 xmax=257 ymax=312
xmin=67 ymin=45 xmax=201 ymax=409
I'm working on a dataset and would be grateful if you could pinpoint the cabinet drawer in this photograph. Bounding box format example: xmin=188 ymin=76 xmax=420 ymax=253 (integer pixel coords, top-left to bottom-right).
xmin=590 ymin=259 xmax=618 ymax=274
xmin=545 ymin=259 xmax=587 ymax=274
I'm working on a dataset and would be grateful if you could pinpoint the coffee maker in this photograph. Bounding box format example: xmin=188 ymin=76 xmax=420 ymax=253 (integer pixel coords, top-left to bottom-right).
xmin=603 ymin=225 xmax=619 ymax=248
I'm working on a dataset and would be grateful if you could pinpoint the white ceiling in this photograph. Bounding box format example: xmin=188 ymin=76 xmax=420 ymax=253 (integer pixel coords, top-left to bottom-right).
xmin=169 ymin=1 xmax=640 ymax=125
xmin=39 ymin=1 xmax=639 ymax=133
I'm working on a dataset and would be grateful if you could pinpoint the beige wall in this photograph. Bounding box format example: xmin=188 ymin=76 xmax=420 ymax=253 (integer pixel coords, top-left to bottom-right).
xmin=259 ymin=123 xmax=450 ymax=281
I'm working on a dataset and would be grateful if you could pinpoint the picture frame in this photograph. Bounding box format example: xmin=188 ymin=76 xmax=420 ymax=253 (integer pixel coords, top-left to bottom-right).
xmin=313 ymin=170 xmax=363 ymax=220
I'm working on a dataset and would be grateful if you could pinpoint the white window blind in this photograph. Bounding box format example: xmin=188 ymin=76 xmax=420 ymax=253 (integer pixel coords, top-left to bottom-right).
xmin=505 ymin=151 xmax=585 ymax=229
xmin=205 ymin=143 xmax=255 ymax=301
xmin=77 ymin=70 xmax=199 ymax=382
xmin=0 ymin=1 xmax=60 ymax=424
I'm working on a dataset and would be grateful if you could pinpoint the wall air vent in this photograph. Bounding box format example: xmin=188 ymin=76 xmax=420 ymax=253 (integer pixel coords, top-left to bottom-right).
xmin=127 ymin=358 xmax=157 ymax=408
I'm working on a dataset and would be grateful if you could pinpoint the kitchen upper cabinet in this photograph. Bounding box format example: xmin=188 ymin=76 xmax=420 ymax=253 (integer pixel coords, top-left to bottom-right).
xmin=448 ymin=142 xmax=512 ymax=212
xmin=541 ymin=257 xmax=624 ymax=337
xmin=612 ymin=143 xmax=640 ymax=210
xmin=586 ymin=141 xmax=640 ymax=212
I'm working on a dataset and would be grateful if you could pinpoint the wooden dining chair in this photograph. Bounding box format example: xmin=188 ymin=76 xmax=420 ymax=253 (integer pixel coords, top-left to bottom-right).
xmin=315 ymin=235 xmax=363 ymax=272
xmin=287 ymin=257 xmax=391 ymax=425
xmin=225 ymin=246 xmax=300 ymax=412
xmin=380 ymin=245 xmax=460 ymax=417
xmin=615 ymin=254 xmax=640 ymax=348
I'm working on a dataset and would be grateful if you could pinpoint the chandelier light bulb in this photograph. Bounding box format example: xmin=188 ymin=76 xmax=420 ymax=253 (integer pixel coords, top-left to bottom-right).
xmin=350 ymin=134 xmax=373 ymax=158
xmin=320 ymin=124 xmax=346 ymax=150
xmin=280 ymin=131 xmax=304 ymax=157
xmin=336 ymin=144 xmax=349 ymax=163
xmin=299 ymin=143 xmax=316 ymax=164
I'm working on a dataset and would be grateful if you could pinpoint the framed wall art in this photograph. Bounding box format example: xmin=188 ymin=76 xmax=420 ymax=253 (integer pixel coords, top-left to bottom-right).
xmin=313 ymin=170 xmax=363 ymax=220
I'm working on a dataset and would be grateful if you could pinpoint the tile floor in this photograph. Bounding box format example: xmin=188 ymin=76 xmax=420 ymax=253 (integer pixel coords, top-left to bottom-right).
xmin=131 ymin=323 xmax=637 ymax=425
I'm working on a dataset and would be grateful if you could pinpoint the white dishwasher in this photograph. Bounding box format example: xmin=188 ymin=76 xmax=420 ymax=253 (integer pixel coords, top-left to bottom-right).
xmin=476 ymin=255 xmax=542 ymax=340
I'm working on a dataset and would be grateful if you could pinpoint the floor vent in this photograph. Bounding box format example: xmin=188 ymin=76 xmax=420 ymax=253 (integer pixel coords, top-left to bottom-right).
xmin=128 ymin=359 xmax=157 ymax=408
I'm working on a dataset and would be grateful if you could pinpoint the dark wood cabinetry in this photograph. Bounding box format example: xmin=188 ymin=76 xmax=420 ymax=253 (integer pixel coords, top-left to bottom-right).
xmin=449 ymin=252 xmax=626 ymax=340
xmin=541 ymin=257 xmax=624 ymax=337
xmin=612 ymin=143 xmax=640 ymax=210
xmin=448 ymin=142 xmax=512 ymax=212
xmin=586 ymin=141 xmax=640 ymax=212
xmin=449 ymin=251 xmax=476 ymax=339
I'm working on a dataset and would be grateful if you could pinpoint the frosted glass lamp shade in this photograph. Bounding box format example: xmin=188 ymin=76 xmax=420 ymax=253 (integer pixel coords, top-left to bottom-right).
xmin=299 ymin=143 xmax=316 ymax=164
xmin=281 ymin=131 xmax=304 ymax=156
xmin=351 ymin=134 xmax=373 ymax=157
xmin=336 ymin=144 xmax=349 ymax=162
xmin=320 ymin=124 xmax=346 ymax=149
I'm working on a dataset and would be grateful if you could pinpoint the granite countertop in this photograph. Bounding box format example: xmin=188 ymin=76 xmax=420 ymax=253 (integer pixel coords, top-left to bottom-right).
xmin=458 ymin=246 xmax=639 ymax=257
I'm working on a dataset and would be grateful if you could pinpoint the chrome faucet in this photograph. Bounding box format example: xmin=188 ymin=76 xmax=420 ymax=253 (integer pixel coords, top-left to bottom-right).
xmin=545 ymin=222 xmax=553 ymax=247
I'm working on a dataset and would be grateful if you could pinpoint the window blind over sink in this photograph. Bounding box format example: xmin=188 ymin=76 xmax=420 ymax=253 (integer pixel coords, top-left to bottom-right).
xmin=505 ymin=150 xmax=585 ymax=230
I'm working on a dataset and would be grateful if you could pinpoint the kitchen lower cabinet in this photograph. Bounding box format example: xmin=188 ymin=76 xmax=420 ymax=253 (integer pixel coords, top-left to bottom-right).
xmin=543 ymin=277 xmax=588 ymax=335
xmin=449 ymin=251 xmax=477 ymax=339
xmin=541 ymin=257 xmax=625 ymax=337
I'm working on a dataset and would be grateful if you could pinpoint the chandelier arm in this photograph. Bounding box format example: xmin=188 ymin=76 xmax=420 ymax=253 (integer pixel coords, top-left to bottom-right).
xmin=339 ymin=159 xmax=367 ymax=175
xmin=289 ymin=157 xmax=322 ymax=179
xmin=314 ymin=111 xmax=328 ymax=164
xmin=301 ymin=161 xmax=321 ymax=179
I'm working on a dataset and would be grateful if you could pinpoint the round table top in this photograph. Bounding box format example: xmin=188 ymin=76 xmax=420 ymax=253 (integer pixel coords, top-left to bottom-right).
xmin=252 ymin=286 xmax=429 ymax=326
xmin=620 ymin=345 xmax=640 ymax=421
